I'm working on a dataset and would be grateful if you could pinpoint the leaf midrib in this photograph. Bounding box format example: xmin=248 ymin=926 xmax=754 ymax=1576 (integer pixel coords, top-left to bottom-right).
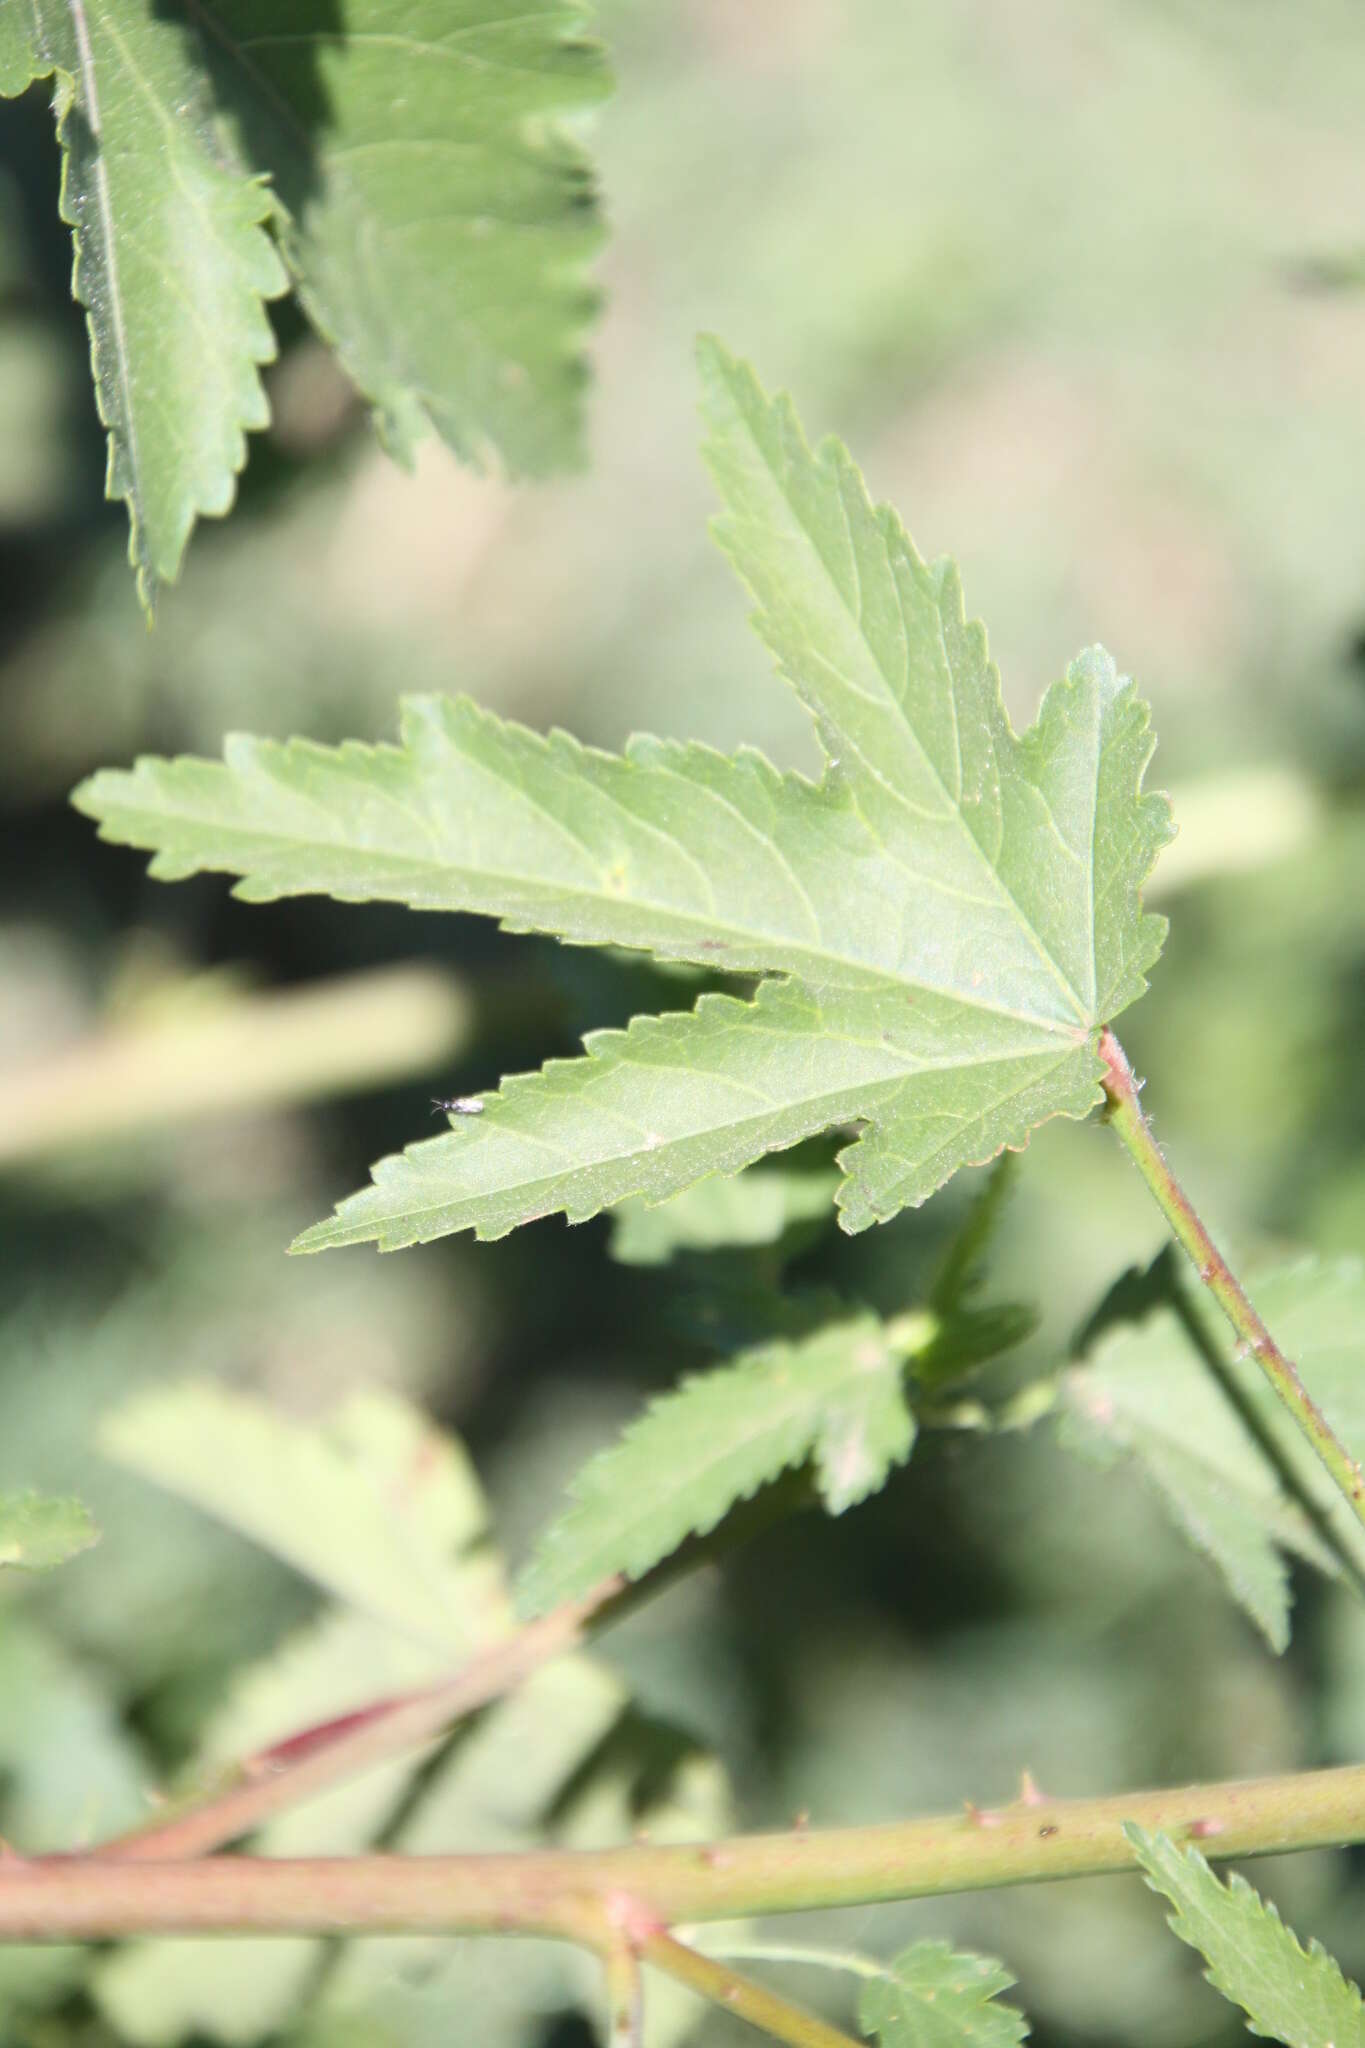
xmin=303 ymin=1040 xmax=1085 ymax=1242
xmin=102 ymin=796 xmax=1083 ymax=1038
xmin=730 ymin=394 xmax=1093 ymax=1028
xmin=539 ymin=1334 xmax=896 ymax=1574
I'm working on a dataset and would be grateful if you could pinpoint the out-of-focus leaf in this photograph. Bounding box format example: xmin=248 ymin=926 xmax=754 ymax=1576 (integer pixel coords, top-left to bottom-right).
xmin=94 ymin=1394 xmax=634 ymax=2048
xmin=0 ymin=1612 xmax=147 ymax=1850
xmin=608 ymin=1163 xmax=839 ymax=1265
xmin=859 ymin=1941 xmax=1029 ymax=2048
xmin=193 ymin=0 xmax=610 ymax=474
xmin=1060 ymin=1259 xmax=1365 ymax=1650
xmin=1127 ymin=1825 xmax=1363 ymax=2047
xmin=0 ymin=1613 xmax=149 ymax=2024
xmin=0 ymin=1489 xmax=96 ymax=1572
xmin=3 ymin=2 xmax=286 ymax=607
xmin=78 ymin=343 xmax=1171 ymax=1255
xmin=95 ymin=1607 xmax=456 ymax=2047
xmin=311 ymin=1691 xmax=730 ymax=2048
xmin=100 ymin=1383 xmax=501 ymax=1651
xmin=518 ymin=1308 xmax=932 ymax=1615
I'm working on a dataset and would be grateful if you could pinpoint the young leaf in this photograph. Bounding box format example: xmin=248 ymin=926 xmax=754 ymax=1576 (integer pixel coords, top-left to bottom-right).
xmin=1060 ymin=1258 xmax=1365 ymax=1650
xmin=75 ymin=343 xmax=1171 ymax=1250
xmin=100 ymin=1383 xmax=501 ymax=1653
xmin=1126 ymin=1825 xmax=1364 ymax=2048
xmin=517 ymin=1308 xmax=927 ymax=1615
xmin=189 ymin=0 xmax=610 ymax=474
xmin=0 ymin=1490 xmax=97 ymax=1573
xmin=859 ymin=1941 xmax=1029 ymax=2048
xmin=5 ymin=3 xmax=286 ymax=608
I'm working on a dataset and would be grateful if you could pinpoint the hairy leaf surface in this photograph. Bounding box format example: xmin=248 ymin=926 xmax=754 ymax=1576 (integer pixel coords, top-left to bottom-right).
xmin=1127 ymin=1827 xmax=1364 ymax=2048
xmin=187 ymin=0 xmax=609 ymax=473
xmin=859 ymin=1940 xmax=1029 ymax=2048
xmin=76 ymin=343 xmax=1170 ymax=1250
xmin=3 ymin=2 xmax=285 ymax=607
xmin=1061 ymin=1259 xmax=1365 ymax=1650
xmin=0 ymin=1490 xmax=97 ymax=1573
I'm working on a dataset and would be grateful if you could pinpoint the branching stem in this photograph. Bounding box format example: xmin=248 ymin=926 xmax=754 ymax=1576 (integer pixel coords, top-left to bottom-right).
xmin=1098 ymin=1028 xmax=1365 ymax=1531
xmin=633 ymin=1926 xmax=863 ymax=2048
xmin=9 ymin=1761 xmax=1365 ymax=1939
xmin=98 ymin=1574 xmax=626 ymax=1862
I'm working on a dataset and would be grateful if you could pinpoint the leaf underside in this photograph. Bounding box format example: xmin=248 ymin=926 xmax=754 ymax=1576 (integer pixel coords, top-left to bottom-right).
xmin=1127 ymin=1826 xmax=1364 ymax=2048
xmin=75 ymin=339 xmax=1171 ymax=1250
xmin=1061 ymin=1257 xmax=1365 ymax=1651
xmin=5 ymin=2 xmax=286 ymax=609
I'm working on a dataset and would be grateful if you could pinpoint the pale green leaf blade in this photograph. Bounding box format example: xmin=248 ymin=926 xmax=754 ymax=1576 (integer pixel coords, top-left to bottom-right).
xmin=1060 ymin=1258 xmax=1365 ymax=1650
xmin=100 ymin=1383 xmax=505 ymax=1652
xmin=1126 ymin=1826 xmax=1365 ymax=2048
xmin=94 ymin=1609 xmax=449 ymax=2047
xmin=76 ymin=344 xmax=1169 ymax=1251
xmin=697 ymin=337 xmax=1172 ymax=1029
xmin=859 ymin=1940 xmax=1029 ymax=2048
xmin=0 ymin=10 xmax=39 ymax=94
xmin=609 ymin=1162 xmax=839 ymax=1265
xmin=195 ymin=0 xmax=610 ymax=473
xmin=517 ymin=1308 xmax=918 ymax=1615
xmin=73 ymin=699 xmax=951 ymax=994
xmin=291 ymin=978 xmax=1101 ymax=1251
xmin=10 ymin=2 xmax=287 ymax=608
xmin=0 ymin=1490 xmax=97 ymax=1574
xmin=0 ymin=1612 xmax=146 ymax=1848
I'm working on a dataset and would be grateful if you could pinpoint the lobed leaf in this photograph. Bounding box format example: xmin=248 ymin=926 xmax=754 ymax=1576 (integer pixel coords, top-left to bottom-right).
xmin=517 ymin=1308 xmax=927 ymax=1615
xmin=188 ymin=0 xmax=610 ymax=474
xmin=1060 ymin=1258 xmax=1365 ymax=1650
xmin=1126 ymin=1826 xmax=1365 ymax=2048
xmin=100 ymin=1383 xmax=501 ymax=1653
xmin=0 ymin=1490 xmax=97 ymax=1574
xmin=859 ymin=1940 xmax=1029 ymax=2048
xmin=4 ymin=1 xmax=286 ymax=608
xmin=76 ymin=343 xmax=1171 ymax=1250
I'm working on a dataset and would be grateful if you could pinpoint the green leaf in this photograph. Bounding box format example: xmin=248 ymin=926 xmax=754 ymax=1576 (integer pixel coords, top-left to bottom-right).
xmin=1126 ymin=1825 xmax=1364 ymax=2048
xmin=100 ymin=1383 xmax=502 ymax=1652
xmin=92 ymin=1390 xmax=631 ymax=2048
xmin=859 ymin=1941 xmax=1029 ymax=2048
xmin=1060 ymin=1258 xmax=1365 ymax=1651
xmin=518 ymin=1308 xmax=926 ymax=1614
xmin=5 ymin=2 xmax=286 ymax=609
xmin=608 ymin=1162 xmax=840 ymax=1265
xmin=0 ymin=1490 xmax=97 ymax=1573
xmin=75 ymin=342 xmax=1171 ymax=1250
xmin=0 ymin=1611 xmax=147 ymax=1849
xmin=191 ymin=0 xmax=610 ymax=474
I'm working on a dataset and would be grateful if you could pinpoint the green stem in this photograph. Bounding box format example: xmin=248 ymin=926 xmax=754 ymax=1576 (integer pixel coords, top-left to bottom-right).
xmin=603 ymin=1936 xmax=645 ymax=2047
xmin=1098 ymin=1028 xmax=1365 ymax=1532
xmin=99 ymin=1574 xmax=627 ymax=1863
xmin=9 ymin=1761 xmax=1365 ymax=1939
xmin=632 ymin=1925 xmax=863 ymax=2048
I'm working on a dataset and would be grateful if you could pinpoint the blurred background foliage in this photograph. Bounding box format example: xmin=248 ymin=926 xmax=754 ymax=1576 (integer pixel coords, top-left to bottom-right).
xmin=3 ymin=0 xmax=1365 ymax=2042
